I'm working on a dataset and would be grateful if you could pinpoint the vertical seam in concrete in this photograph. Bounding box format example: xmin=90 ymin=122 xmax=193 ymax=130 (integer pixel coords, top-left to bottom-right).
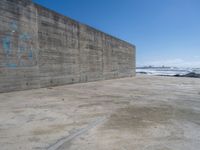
xmin=77 ymin=23 xmax=81 ymax=82
xmin=34 ymin=3 xmax=41 ymax=88
xmin=102 ymin=33 xmax=104 ymax=79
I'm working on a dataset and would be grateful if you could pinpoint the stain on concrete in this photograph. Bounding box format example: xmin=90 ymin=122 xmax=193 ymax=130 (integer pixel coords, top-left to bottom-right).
xmin=12 ymin=109 xmax=24 ymax=114
xmin=102 ymin=105 xmax=173 ymax=131
xmin=32 ymin=124 xmax=68 ymax=135
xmin=145 ymin=145 xmax=171 ymax=150
xmin=78 ymin=103 xmax=102 ymax=108
xmin=28 ymin=137 xmax=40 ymax=142
xmin=0 ymin=69 xmax=6 ymax=77
xmin=102 ymin=105 xmax=200 ymax=131
xmin=94 ymin=95 xmax=125 ymax=99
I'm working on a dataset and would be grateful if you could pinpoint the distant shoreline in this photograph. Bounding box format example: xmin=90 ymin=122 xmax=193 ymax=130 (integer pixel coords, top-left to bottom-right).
xmin=137 ymin=72 xmax=200 ymax=78
xmin=136 ymin=67 xmax=200 ymax=78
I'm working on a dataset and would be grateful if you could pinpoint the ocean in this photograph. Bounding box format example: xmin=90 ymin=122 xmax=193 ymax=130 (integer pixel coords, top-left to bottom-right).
xmin=136 ymin=67 xmax=200 ymax=76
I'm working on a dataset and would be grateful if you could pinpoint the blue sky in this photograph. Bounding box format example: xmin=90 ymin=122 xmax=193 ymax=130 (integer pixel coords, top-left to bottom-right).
xmin=33 ymin=0 xmax=200 ymax=67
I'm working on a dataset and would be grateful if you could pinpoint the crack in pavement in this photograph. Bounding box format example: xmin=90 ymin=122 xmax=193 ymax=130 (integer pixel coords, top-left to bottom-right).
xmin=47 ymin=116 xmax=107 ymax=150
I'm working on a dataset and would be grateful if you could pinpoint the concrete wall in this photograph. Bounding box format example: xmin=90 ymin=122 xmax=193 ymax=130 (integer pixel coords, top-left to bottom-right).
xmin=0 ymin=0 xmax=135 ymax=93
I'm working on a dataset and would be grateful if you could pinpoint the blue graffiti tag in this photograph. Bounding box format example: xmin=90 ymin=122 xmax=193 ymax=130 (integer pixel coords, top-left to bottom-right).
xmin=2 ymin=36 xmax=12 ymax=55
xmin=1 ymin=20 xmax=36 ymax=68
xmin=28 ymin=51 xmax=33 ymax=61
xmin=10 ymin=20 xmax=18 ymax=32
xmin=7 ymin=64 xmax=17 ymax=68
xmin=19 ymin=33 xmax=31 ymax=41
xmin=19 ymin=46 xmax=25 ymax=53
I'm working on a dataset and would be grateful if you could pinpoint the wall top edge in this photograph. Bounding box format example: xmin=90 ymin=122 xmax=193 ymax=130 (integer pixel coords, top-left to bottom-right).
xmin=33 ymin=2 xmax=136 ymax=48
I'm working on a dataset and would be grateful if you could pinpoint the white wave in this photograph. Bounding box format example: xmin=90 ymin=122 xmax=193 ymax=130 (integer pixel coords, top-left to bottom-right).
xmin=136 ymin=67 xmax=200 ymax=76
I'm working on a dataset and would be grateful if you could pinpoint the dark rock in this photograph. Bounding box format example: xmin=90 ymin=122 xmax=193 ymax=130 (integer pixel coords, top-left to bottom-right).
xmin=137 ymin=72 xmax=147 ymax=74
xmin=174 ymin=72 xmax=200 ymax=78
xmin=184 ymin=72 xmax=200 ymax=78
xmin=174 ymin=74 xmax=180 ymax=77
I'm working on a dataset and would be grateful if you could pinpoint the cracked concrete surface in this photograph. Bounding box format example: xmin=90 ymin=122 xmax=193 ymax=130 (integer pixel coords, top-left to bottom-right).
xmin=0 ymin=75 xmax=200 ymax=150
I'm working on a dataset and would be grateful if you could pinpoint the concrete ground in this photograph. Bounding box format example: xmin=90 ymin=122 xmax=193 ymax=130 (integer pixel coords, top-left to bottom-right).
xmin=0 ymin=75 xmax=200 ymax=150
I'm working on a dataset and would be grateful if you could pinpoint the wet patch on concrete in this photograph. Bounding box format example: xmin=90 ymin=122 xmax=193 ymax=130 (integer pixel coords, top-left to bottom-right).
xmin=94 ymin=95 xmax=125 ymax=99
xmin=39 ymin=117 xmax=55 ymax=122
xmin=145 ymin=145 xmax=171 ymax=150
xmin=78 ymin=102 xmax=102 ymax=108
xmin=28 ymin=137 xmax=40 ymax=142
xmin=12 ymin=109 xmax=24 ymax=114
xmin=176 ymin=107 xmax=200 ymax=125
xmin=101 ymin=105 xmax=200 ymax=131
xmin=113 ymin=101 xmax=130 ymax=105
xmin=32 ymin=124 xmax=68 ymax=135
xmin=78 ymin=100 xmax=130 ymax=108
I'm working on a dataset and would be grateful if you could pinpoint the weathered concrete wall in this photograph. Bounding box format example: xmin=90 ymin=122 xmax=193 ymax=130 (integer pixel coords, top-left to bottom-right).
xmin=0 ymin=0 xmax=40 ymax=92
xmin=0 ymin=0 xmax=135 ymax=93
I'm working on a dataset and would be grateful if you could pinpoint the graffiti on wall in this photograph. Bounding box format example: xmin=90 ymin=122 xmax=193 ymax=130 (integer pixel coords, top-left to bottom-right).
xmin=1 ymin=20 xmax=36 ymax=68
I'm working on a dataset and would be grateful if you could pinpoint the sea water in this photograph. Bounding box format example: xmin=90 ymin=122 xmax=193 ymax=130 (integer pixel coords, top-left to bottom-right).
xmin=136 ymin=67 xmax=200 ymax=76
